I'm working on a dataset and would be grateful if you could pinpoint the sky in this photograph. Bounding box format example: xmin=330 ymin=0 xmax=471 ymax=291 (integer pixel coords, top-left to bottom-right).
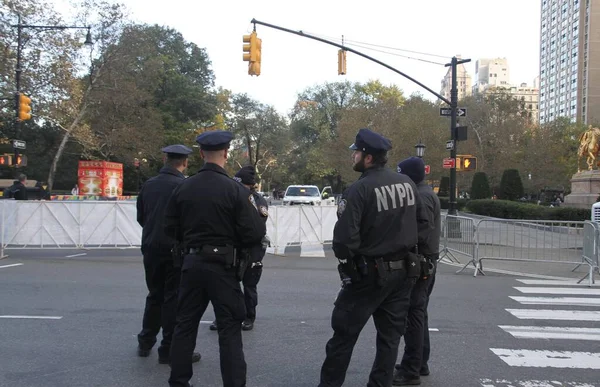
xmin=55 ymin=0 xmax=542 ymax=116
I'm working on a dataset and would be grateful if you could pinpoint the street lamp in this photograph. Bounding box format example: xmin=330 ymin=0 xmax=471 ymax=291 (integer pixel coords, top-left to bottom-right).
xmin=11 ymin=14 xmax=93 ymax=166
xmin=415 ymin=139 xmax=426 ymax=158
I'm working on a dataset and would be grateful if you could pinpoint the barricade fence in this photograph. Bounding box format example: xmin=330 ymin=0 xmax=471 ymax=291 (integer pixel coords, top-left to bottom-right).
xmin=442 ymin=215 xmax=598 ymax=286
xmin=0 ymin=201 xmax=338 ymax=257
xmin=1 ymin=201 xmax=598 ymax=285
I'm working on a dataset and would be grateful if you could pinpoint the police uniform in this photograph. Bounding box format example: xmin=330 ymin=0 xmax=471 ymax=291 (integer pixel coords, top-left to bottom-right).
xmin=319 ymin=128 xmax=419 ymax=387
xmin=166 ymin=131 xmax=266 ymax=387
xmin=209 ymin=165 xmax=269 ymax=332
xmin=235 ymin=166 xmax=269 ymax=330
xmin=393 ymin=157 xmax=442 ymax=386
xmin=136 ymin=144 xmax=201 ymax=364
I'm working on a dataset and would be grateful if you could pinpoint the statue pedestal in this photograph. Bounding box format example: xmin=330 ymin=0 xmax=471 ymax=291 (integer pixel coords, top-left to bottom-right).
xmin=563 ymin=170 xmax=600 ymax=209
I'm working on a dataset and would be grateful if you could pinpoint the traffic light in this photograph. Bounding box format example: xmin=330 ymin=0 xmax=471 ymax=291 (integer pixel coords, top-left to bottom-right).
xmin=0 ymin=154 xmax=11 ymax=166
xmin=17 ymin=93 xmax=32 ymax=121
xmin=338 ymin=49 xmax=347 ymax=75
xmin=457 ymin=155 xmax=477 ymax=171
xmin=243 ymin=31 xmax=261 ymax=76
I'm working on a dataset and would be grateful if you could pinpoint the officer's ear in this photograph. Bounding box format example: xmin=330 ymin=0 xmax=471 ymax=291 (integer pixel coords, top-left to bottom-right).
xmin=363 ymin=153 xmax=374 ymax=165
xmin=182 ymin=158 xmax=189 ymax=169
xmin=223 ymin=148 xmax=229 ymax=160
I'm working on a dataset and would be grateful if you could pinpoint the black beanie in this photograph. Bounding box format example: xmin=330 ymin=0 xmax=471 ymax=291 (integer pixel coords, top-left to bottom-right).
xmin=234 ymin=166 xmax=256 ymax=186
xmin=396 ymin=157 xmax=425 ymax=184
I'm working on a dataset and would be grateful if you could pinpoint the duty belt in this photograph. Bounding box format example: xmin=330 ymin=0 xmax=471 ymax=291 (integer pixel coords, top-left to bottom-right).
xmin=378 ymin=260 xmax=405 ymax=271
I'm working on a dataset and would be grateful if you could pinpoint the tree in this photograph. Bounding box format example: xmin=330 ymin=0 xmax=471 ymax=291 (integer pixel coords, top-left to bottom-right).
xmin=498 ymin=169 xmax=524 ymax=201
xmin=470 ymin=172 xmax=492 ymax=199
xmin=438 ymin=176 xmax=450 ymax=197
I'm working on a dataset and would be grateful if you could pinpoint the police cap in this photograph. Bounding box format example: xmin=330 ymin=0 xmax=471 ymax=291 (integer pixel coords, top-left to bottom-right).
xmin=195 ymin=130 xmax=233 ymax=151
xmin=161 ymin=144 xmax=193 ymax=159
xmin=349 ymin=128 xmax=392 ymax=155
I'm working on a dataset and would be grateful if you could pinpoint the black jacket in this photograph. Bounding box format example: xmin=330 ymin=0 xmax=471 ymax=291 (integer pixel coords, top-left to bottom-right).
xmin=164 ymin=163 xmax=265 ymax=249
xmin=6 ymin=182 xmax=28 ymax=200
xmin=416 ymin=181 xmax=441 ymax=257
xmin=332 ymin=166 xmax=419 ymax=261
xmin=136 ymin=166 xmax=185 ymax=254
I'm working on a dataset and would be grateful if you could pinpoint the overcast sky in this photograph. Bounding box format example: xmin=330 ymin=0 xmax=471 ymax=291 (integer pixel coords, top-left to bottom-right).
xmin=56 ymin=0 xmax=542 ymax=116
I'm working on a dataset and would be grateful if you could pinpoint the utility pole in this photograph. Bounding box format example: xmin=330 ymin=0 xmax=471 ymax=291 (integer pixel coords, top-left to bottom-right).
xmin=446 ymin=56 xmax=470 ymax=216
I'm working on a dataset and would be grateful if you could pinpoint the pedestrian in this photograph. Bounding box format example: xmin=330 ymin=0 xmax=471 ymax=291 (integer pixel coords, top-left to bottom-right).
xmin=165 ymin=130 xmax=266 ymax=387
xmin=210 ymin=165 xmax=269 ymax=332
xmin=135 ymin=144 xmax=201 ymax=365
xmin=319 ymin=128 xmax=420 ymax=387
xmin=393 ymin=156 xmax=442 ymax=386
xmin=5 ymin=174 xmax=28 ymax=200
xmin=71 ymin=184 xmax=79 ymax=196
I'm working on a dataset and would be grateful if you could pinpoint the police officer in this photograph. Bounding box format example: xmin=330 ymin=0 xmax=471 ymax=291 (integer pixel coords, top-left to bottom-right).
xmin=209 ymin=165 xmax=269 ymax=332
xmin=319 ymin=128 xmax=419 ymax=387
xmin=136 ymin=144 xmax=201 ymax=365
xmin=165 ymin=131 xmax=266 ymax=387
xmin=393 ymin=157 xmax=441 ymax=386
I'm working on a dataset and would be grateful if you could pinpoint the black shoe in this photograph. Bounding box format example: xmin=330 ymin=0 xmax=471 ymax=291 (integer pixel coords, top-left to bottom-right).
xmin=137 ymin=346 xmax=151 ymax=357
xmin=420 ymin=365 xmax=430 ymax=376
xmin=392 ymin=375 xmax=421 ymax=386
xmin=241 ymin=319 xmax=254 ymax=331
xmin=209 ymin=320 xmax=217 ymax=331
xmin=158 ymin=352 xmax=202 ymax=364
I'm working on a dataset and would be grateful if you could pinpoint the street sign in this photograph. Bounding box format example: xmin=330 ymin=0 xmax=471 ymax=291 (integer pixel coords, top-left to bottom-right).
xmin=442 ymin=158 xmax=455 ymax=169
xmin=445 ymin=140 xmax=454 ymax=150
xmin=12 ymin=139 xmax=26 ymax=150
xmin=439 ymin=107 xmax=467 ymax=117
xmin=424 ymin=165 xmax=431 ymax=175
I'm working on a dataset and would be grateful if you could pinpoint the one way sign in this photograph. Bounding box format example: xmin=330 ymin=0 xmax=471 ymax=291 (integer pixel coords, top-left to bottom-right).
xmin=439 ymin=107 xmax=467 ymax=117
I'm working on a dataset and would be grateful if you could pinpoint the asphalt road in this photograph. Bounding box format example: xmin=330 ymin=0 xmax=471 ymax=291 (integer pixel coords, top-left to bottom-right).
xmin=0 ymin=249 xmax=598 ymax=387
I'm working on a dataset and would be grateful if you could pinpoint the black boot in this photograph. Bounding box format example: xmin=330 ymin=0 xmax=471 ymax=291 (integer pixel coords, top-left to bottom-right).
xmin=209 ymin=320 xmax=217 ymax=331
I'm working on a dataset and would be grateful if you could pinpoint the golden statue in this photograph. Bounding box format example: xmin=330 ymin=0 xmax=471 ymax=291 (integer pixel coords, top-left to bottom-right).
xmin=578 ymin=125 xmax=600 ymax=172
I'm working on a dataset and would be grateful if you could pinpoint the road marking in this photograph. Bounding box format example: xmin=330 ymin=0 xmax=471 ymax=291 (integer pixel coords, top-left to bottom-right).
xmin=490 ymin=348 xmax=600 ymax=369
xmin=0 ymin=263 xmax=23 ymax=269
xmin=506 ymin=309 xmax=600 ymax=322
xmin=0 ymin=315 xmax=62 ymax=320
xmin=429 ymin=328 xmax=439 ymax=332
xmin=480 ymin=379 xmax=597 ymax=387
xmin=514 ymin=287 xmax=600 ymax=296
xmin=499 ymin=325 xmax=600 ymax=341
xmin=65 ymin=253 xmax=87 ymax=258
xmin=510 ymin=296 xmax=600 ymax=307
xmin=516 ymin=279 xmax=600 ymax=287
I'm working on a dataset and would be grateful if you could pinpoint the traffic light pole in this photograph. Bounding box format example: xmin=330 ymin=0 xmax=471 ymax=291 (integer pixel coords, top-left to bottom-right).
xmin=250 ymin=19 xmax=452 ymax=106
xmin=11 ymin=14 xmax=92 ymax=171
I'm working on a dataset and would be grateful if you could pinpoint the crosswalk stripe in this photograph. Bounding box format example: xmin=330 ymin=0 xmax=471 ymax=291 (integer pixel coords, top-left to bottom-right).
xmin=499 ymin=325 xmax=600 ymax=341
xmin=490 ymin=348 xmax=600 ymax=369
xmin=514 ymin=287 xmax=600 ymax=296
xmin=506 ymin=309 xmax=600 ymax=321
xmin=510 ymin=296 xmax=600 ymax=307
xmin=516 ymin=279 xmax=600 ymax=287
xmin=480 ymin=379 xmax=598 ymax=387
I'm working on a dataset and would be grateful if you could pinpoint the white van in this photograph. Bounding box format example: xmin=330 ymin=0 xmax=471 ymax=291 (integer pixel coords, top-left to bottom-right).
xmin=282 ymin=185 xmax=336 ymax=206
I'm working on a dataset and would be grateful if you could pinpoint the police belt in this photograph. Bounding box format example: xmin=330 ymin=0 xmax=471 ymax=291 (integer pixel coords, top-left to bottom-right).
xmin=376 ymin=259 xmax=405 ymax=271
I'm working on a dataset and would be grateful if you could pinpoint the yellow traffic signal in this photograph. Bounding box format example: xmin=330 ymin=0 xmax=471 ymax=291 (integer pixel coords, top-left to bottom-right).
xmin=243 ymin=31 xmax=261 ymax=76
xmin=338 ymin=49 xmax=346 ymax=75
xmin=0 ymin=154 xmax=11 ymax=166
xmin=456 ymin=155 xmax=477 ymax=171
xmin=462 ymin=156 xmax=477 ymax=170
xmin=18 ymin=93 xmax=32 ymax=121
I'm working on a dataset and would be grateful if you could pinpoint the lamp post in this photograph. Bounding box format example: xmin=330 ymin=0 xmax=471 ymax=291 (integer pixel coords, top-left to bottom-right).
xmin=415 ymin=139 xmax=426 ymax=158
xmin=12 ymin=14 xmax=92 ymax=164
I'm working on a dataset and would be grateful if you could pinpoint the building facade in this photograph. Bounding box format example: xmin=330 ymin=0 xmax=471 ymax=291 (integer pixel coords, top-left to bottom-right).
xmin=472 ymin=58 xmax=511 ymax=94
xmin=539 ymin=0 xmax=600 ymax=124
xmin=440 ymin=55 xmax=472 ymax=101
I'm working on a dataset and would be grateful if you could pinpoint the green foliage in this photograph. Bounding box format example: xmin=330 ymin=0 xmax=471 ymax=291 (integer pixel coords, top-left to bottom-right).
xmin=466 ymin=200 xmax=590 ymax=221
xmin=438 ymin=176 xmax=450 ymax=197
xmin=470 ymin=172 xmax=492 ymax=200
xmin=498 ymin=169 xmax=524 ymax=201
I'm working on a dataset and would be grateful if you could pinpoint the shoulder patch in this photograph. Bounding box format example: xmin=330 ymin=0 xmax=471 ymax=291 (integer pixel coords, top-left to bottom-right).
xmin=337 ymin=199 xmax=347 ymax=216
xmin=259 ymin=205 xmax=269 ymax=217
xmin=249 ymin=194 xmax=258 ymax=210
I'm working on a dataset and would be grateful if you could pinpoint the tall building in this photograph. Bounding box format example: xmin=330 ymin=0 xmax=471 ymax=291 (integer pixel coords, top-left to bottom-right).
xmin=440 ymin=55 xmax=472 ymax=101
xmin=472 ymin=58 xmax=511 ymax=94
xmin=539 ymin=0 xmax=600 ymax=124
xmin=480 ymin=83 xmax=540 ymax=123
